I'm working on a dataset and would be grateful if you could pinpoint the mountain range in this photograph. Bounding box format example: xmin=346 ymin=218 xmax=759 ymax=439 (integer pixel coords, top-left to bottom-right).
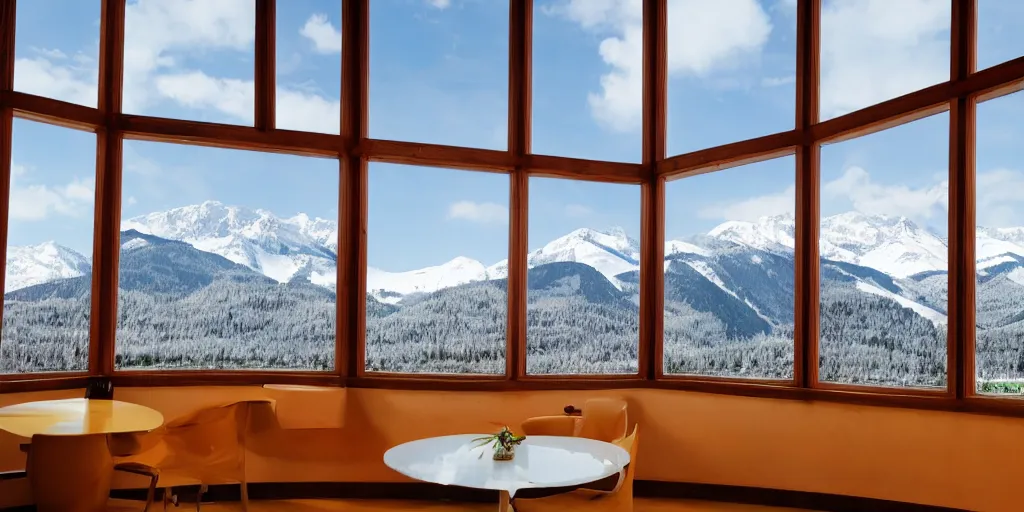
xmin=4 ymin=201 xmax=1024 ymax=386
xmin=10 ymin=200 xmax=1024 ymax=298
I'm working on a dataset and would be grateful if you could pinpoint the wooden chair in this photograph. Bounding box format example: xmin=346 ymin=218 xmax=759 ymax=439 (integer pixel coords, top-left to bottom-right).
xmin=512 ymin=425 xmax=639 ymax=512
xmin=521 ymin=398 xmax=629 ymax=443
xmin=114 ymin=400 xmax=269 ymax=511
xmin=22 ymin=433 xmax=159 ymax=512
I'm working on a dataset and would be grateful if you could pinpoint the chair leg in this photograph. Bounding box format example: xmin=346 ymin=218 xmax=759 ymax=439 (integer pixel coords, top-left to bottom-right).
xmin=195 ymin=484 xmax=207 ymax=512
xmin=240 ymin=481 xmax=249 ymax=512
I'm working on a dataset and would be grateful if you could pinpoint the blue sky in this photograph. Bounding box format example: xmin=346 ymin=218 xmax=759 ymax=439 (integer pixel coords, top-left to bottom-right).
xmin=6 ymin=0 xmax=1024 ymax=272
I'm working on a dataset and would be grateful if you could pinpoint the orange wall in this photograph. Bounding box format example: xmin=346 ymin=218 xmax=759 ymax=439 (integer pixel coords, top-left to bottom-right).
xmin=1 ymin=386 xmax=1021 ymax=511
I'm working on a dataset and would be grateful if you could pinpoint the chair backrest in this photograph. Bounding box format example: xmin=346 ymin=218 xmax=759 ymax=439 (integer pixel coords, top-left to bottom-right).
xmin=161 ymin=402 xmax=249 ymax=476
xmin=28 ymin=433 xmax=114 ymax=512
xmin=612 ymin=424 xmax=639 ymax=500
xmin=574 ymin=398 xmax=628 ymax=443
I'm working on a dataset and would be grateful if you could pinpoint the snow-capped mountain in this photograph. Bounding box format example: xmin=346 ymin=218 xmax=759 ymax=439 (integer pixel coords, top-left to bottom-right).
xmin=819 ymin=212 xmax=948 ymax=278
xmin=475 ymin=227 xmax=640 ymax=285
xmin=4 ymin=242 xmax=91 ymax=293
xmin=704 ymin=212 xmax=950 ymax=278
xmin=977 ymin=226 xmax=1024 ymax=271
xmin=367 ymin=256 xmax=493 ymax=304
xmin=707 ymin=213 xmax=795 ymax=253
xmin=122 ymin=201 xmax=338 ymax=287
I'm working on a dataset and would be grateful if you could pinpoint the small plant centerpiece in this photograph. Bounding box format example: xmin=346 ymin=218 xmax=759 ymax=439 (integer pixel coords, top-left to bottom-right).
xmin=473 ymin=426 xmax=526 ymax=461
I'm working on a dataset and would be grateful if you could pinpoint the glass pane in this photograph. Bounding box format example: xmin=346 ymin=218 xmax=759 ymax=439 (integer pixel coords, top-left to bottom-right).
xmin=975 ymin=91 xmax=1024 ymax=395
xmin=14 ymin=0 xmax=100 ymax=107
xmin=115 ymin=141 xmax=337 ymax=370
xmin=663 ymin=156 xmax=795 ymax=379
xmin=366 ymin=163 xmax=508 ymax=374
xmin=2 ymin=119 xmax=96 ymax=373
xmin=277 ymin=0 xmax=342 ymax=134
xmin=820 ymin=0 xmax=950 ymax=120
xmin=526 ymin=177 xmax=640 ymax=374
xmin=978 ymin=0 xmax=1024 ymax=71
xmin=369 ymin=0 xmax=507 ymax=149
xmin=122 ymin=0 xmax=256 ymax=125
xmin=532 ymin=0 xmax=640 ymax=162
xmin=667 ymin=0 xmax=796 ymax=155
xmin=818 ymin=113 xmax=949 ymax=388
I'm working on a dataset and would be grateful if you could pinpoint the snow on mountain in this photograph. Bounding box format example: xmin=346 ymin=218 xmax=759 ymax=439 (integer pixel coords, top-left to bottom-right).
xmin=665 ymin=239 xmax=709 ymax=257
xmin=367 ymin=256 xmax=490 ymax=304
xmin=702 ymin=212 xmax=948 ymax=278
xmin=819 ymin=212 xmax=948 ymax=278
xmin=122 ymin=201 xmax=338 ymax=287
xmin=707 ymin=213 xmax=795 ymax=253
xmin=527 ymin=227 xmax=640 ymax=286
xmin=855 ymin=281 xmax=947 ymax=326
xmin=5 ymin=242 xmax=91 ymax=293
xmin=977 ymin=227 xmax=1024 ymax=270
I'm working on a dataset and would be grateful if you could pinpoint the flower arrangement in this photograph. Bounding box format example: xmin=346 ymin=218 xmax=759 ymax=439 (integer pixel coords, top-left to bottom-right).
xmin=473 ymin=426 xmax=526 ymax=461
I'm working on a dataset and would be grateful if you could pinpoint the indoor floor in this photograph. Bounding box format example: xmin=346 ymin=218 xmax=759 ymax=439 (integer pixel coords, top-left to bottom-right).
xmin=107 ymin=498 xmax=811 ymax=511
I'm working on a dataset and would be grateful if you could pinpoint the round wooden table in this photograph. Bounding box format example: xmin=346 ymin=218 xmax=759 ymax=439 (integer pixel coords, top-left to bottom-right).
xmin=0 ymin=398 xmax=164 ymax=512
xmin=384 ymin=434 xmax=630 ymax=511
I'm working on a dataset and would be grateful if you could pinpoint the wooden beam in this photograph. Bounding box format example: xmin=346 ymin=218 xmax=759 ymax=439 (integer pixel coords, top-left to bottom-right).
xmin=362 ymin=138 xmax=512 ymax=172
xmin=948 ymin=0 xmax=977 ymax=399
xmin=0 ymin=0 xmax=15 ymax=360
xmin=659 ymin=131 xmax=800 ymax=177
xmin=5 ymin=91 xmax=104 ymax=131
xmin=91 ymin=0 xmax=126 ymax=376
xmin=506 ymin=0 xmax=531 ymax=378
xmin=794 ymin=0 xmax=820 ymax=388
xmin=339 ymin=0 xmax=369 ymax=378
xmin=118 ymin=115 xmax=338 ymax=157
xmin=254 ymin=0 xmax=276 ymax=131
xmin=638 ymin=0 xmax=667 ymax=380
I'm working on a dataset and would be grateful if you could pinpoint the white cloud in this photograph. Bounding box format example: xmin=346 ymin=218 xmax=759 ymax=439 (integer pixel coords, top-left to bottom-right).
xmin=428 ymin=0 xmax=452 ymax=8
xmin=153 ymin=70 xmax=341 ymax=133
xmin=700 ymin=166 xmax=950 ymax=226
xmin=122 ymin=0 xmax=256 ymax=113
xmin=549 ymin=0 xmax=772 ymax=132
xmin=34 ymin=48 xmax=67 ymax=60
xmin=300 ymin=14 xmax=342 ymax=54
xmin=8 ymin=164 xmax=94 ymax=221
xmin=822 ymin=166 xmax=948 ymax=221
xmin=820 ymin=0 xmax=950 ymax=118
xmin=761 ymin=75 xmax=795 ymax=87
xmin=564 ymin=204 xmax=594 ymax=217
xmin=977 ymin=168 xmax=1024 ymax=228
xmin=698 ymin=184 xmax=795 ymax=221
xmin=447 ymin=201 xmax=508 ymax=224
xmin=13 ymin=57 xmax=97 ymax=107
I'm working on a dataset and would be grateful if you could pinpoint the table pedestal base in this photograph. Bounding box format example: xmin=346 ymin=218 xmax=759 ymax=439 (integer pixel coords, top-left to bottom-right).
xmin=499 ymin=490 xmax=512 ymax=512
xmin=28 ymin=435 xmax=113 ymax=512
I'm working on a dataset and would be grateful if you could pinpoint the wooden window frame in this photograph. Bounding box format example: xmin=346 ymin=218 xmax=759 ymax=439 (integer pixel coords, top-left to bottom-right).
xmin=1 ymin=0 xmax=1024 ymax=419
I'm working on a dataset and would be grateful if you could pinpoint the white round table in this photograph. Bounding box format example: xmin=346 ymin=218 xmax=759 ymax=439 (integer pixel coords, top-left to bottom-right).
xmin=384 ymin=434 xmax=630 ymax=511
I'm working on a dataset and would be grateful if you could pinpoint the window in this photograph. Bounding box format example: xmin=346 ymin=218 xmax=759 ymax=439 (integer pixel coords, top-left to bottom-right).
xmin=13 ymin=0 xmax=99 ymax=107
xmin=2 ymin=119 xmax=96 ymax=373
xmin=122 ymin=0 xmax=257 ymax=125
xmin=369 ymin=0 xmax=507 ymax=150
xmin=666 ymin=0 xmax=796 ymax=155
xmin=532 ymin=0 xmax=640 ymax=162
xmin=365 ymin=164 xmax=508 ymax=374
xmin=114 ymin=141 xmax=338 ymax=370
xmin=663 ymin=157 xmax=795 ymax=379
xmin=978 ymin=0 xmax=1024 ymax=71
xmin=818 ymin=113 xmax=949 ymax=388
xmin=975 ymin=91 xmax=1024 ymax=396
xmin=820 ymin=0 xmax=950 ymax=120
xmin=526 ymin=177 xmax=639 ymax=375
xmin=276 ymin=0 xmax=342 ymax=134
